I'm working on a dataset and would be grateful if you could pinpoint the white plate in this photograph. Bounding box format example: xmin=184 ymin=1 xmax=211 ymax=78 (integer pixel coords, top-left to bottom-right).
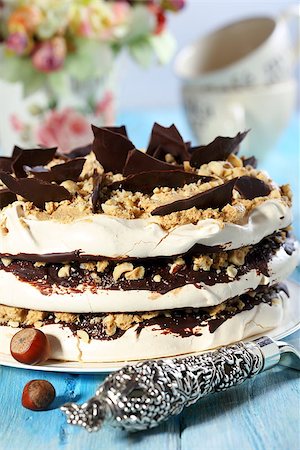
xmin=1 ymin=280 xmax=299 ymax=374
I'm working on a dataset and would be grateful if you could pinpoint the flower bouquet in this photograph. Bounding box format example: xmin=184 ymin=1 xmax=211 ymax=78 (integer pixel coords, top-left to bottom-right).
xmin=0 ymin=0 xmax=184 ymax=152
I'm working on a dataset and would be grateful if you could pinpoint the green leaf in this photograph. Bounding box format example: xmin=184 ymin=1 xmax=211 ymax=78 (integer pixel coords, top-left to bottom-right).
xmin=65 ymin=39 xmax=114 ymax=81
xmin=149 ymin=31 xmax=177 ymax=65
xmin=0 ymin=54 xmax=45 ymax=96
xmin=47 ymin=71 xmax=71 ymax=98
xmin=128 ymin=38 xmax=154 ymax=68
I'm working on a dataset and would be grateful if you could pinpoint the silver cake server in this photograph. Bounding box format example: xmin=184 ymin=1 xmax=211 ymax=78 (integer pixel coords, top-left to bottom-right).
xmin=61 ymin=336 xmax=300 ymax=432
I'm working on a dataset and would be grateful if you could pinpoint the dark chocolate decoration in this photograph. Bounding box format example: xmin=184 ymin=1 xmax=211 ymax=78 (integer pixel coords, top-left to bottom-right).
xmin=235 ymin=176 xmax=271 ymax=200
xmin=123 ymin=149 xmax=180 ymax=176
xmin=151 ymin=178 xmax=237 ymax=216
xmin=26 ymin=158 xmax=85 ymax=183
xmin=146 ymin=123 xmax=190 ymax=163
xmin=109 ymin=170 xmax=212 ymax=194
xmin=91 ymin=172 xmax=104 ymax=213
xmin=0 ymin=171 xmax=72 ymax=209
xmin=12 ymin=146 xmax=57 ymax=178
xmin=12 ymin=146 xmax=22 ymax=160
xmin=92 ymin=125 xmax=135 ymax=174
xmin=0 ymin=157 xmax=13 ymax=173
xmin=68 ymin=143 xmax=92 ymax=159
xmin=0 ymin=188 xmax=17 ymax=208
xmin=105 ymin=125 xmax=128 ymax=137
xmin=190 ymin=130 xmax=249 ymax=168
xmin=67 ymin=127 xmax=128 ymax=159
xmin=242 ymin=156 xmax=258 ymax=168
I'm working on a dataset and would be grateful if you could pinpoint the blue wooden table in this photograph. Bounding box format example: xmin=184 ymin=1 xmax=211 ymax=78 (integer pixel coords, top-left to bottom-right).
xmin=0 ymin=109 xmax=299 ymax=450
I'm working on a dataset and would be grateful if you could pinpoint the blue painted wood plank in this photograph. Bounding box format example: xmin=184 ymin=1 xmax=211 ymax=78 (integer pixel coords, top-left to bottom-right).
xmin=1 ymin=332 xmax=299 ymax=450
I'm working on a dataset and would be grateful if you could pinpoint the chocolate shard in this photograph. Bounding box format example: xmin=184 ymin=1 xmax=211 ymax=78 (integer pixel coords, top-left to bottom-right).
xmin=68 ymin=143 xmax=93 ymax=159
xmin=26 ymin=158 xmax=85 ymax=183
xmin=91 ymin=172 xmax=104 ymax=214
xmin=146 ymin=123 xmax=190 ymax=163
xmin=190 ymin=130 xmax=249 ymax=168
xmin=0 ymin=157 xmax=13 ymax=173
xmin=0 ymin=171 xmax=72 ymax=209
xmin=0 ymin=188 xmax=17 ymax=208
xmin=92 ymin=125 xmax=134 ymax=174
xmin=123 ymin=149 xmax=180 ymax=177
xmin=12 ymin=146 xmax=22 ymax=160
xmin=105 ymin=125 xmax=128 ymax=137
xmin=235 ymin=176 xmax=271 ymax=200
xmin=151 ymin=178 xmax=237 ymax=216
xmin=242 ymin=155 xmax=258 ymax=168
xmin=67 ymin=127 xmax=127 ymax=159
xmin=109 ymin=170 xmax=212 ymax=194
xmin=12 ymin=146 xmax=57 ymax=178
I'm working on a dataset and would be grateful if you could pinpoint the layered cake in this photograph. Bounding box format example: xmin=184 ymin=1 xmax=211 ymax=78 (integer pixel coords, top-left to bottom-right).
xmin=0 ymin=124 xmax=298 ymax=362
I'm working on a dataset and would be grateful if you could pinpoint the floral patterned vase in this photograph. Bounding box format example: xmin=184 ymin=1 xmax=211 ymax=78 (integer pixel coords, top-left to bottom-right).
xmin=0 ymin=73 xmax=116 ymax=155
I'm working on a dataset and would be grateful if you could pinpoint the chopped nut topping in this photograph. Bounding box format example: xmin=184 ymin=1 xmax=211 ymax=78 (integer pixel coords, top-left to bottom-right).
xmin=227 ymin=153 xmax=243 ymax=168
xmin=113 ymin=262 xmax=134 ymax=281
xmin=228 ymin=247 xmax=250 ymax=266
xmin=24 ymin=310 xmax=47 ymax=325
xmin=212 ymin=252 xmax=228 ymax=269
xmin=226 ymin=265 xmax=238 ymax=279
xmin=193 ymin=255 xmax=213 ymax=271
xmin=102 ymin=315 xmax=117 ymax=336
xmin=207 ymin=302 xmax=226 ymax=316
xmin=34 ymin=261 xmax=46 ymax=268
xmin=169 ymin=257 xmax=185 ymax=274
xmin=281 ymin=184 xmax=292 ymax=202
xmin=96 ymin=260 xmax=109 ymax=273
xmin=54 ymin=312 xmax=77 ymax=323
xmin=8 ymin=321 xmax=20 ymax=328
xmin=260 ymin=275 xmax=270 ymax=285
xmin=125 ymin=266 xmax=145 ymax=280
xmin=60 ymin=180 xmax=79 ymax=195
xmin=183 ymin=161 xmax=192 ymax=172
xmin=165 ymin=153 xmax=176 ymax=163
xmin=1 ymin=258 xmax=12 ymax=267
xmin=153 ymin=274 xmax=162 ymax=282
xmin=57 ymin=265 xmax=70 ymax=278
xmin=207 ymin=161 xmax=224 ymax=177
xmin=80 ymin=262 xmax=96 ymax=272
xmin=77 ymin=330 xmax=90 ymax=343
xmin=0 ymin=305 xmax=26 ymax=322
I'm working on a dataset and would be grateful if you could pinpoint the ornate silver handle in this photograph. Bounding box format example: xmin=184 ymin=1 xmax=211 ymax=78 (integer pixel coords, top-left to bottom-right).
xmin=61 ymin=337 xmax=282 ymax=432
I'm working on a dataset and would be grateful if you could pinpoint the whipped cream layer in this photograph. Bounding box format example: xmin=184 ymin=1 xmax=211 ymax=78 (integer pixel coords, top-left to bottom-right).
xmin=0 ymin=294 xmax=286 ymax=362
xmin=0 ymin=200 xmax=292 ymax=259
xmin=0 ymin=242 xmax=298 ymax=312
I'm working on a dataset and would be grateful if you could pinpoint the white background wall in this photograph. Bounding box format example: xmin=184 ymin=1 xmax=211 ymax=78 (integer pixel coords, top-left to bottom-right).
xmin=118 ymin=0 xmax=298 ymax=109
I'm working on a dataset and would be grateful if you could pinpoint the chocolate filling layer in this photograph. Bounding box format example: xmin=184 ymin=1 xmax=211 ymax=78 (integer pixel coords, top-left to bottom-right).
xmin=0 ymin=234 xmax=294 ymax=296
xmin=0 ymin=243 xmax=225 ymax=264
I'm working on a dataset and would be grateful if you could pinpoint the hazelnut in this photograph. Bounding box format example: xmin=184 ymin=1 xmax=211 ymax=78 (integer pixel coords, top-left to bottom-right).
xmin=22 ymin=380 xmax=55 ymax=411
xmin=10 ymin=328 xmax=50 ymax=365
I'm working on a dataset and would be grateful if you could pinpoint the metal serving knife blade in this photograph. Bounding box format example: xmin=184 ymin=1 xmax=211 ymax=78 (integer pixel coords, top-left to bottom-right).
xmin=61 ymin=336 xmax=300 ymax=432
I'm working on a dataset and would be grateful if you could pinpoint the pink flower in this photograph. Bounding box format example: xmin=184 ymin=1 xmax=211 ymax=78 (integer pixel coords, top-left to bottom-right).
xmin=6 ymin=31 xmax=29 ymax=55
xmin=10 ymin=113 xmax=25 ymax=132
xmin=37 ymin=108 xmax=93 ymax=153
xmin=111 ymin=2 xmax=130 ymax=24
xmin=31 ymin=37 xmax=66 ymax=73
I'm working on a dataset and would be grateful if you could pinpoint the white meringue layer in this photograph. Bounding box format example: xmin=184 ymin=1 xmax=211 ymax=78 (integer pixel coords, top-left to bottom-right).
xmin=0 ymin=199 xmax=292 ymax=258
